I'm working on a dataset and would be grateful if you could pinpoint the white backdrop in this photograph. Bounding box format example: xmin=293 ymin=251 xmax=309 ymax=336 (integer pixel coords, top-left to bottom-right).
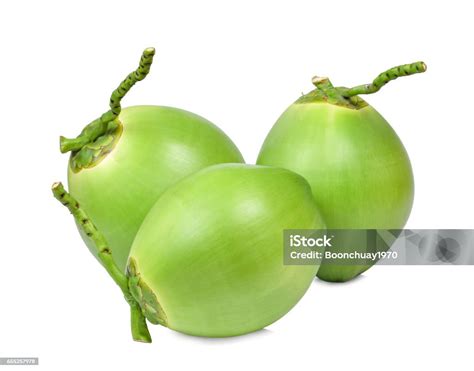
xmin=1 ymin=0 xmax=473 ymax=370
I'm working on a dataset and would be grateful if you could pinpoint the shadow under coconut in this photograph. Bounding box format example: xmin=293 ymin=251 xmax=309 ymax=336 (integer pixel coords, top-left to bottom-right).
xmin=167 ymin=328 xmax=273 ymax=344
xmin=313 ymin=273 xmax=367 ymax=286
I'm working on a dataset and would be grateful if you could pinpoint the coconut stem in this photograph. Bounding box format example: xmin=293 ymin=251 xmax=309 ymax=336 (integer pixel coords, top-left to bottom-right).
xmin=312 ymin=76 xmax=334 ymax=92
xmin=130 ymin=304 xmax=152 ymax=342
xmin=312 ymin=75 xmax=349 ymax=101
xmin=342 ymin=61 xmax=427 ymax=97
xmin=52 ymin=182 xmax=152 ymax=343
xmin=59 ymin=48 xmax=156 ymax=154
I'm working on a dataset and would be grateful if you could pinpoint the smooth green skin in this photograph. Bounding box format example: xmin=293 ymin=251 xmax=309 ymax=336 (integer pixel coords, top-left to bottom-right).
xmin=68 ymin=105 xmax=244 ymax=272
xmin=257 ymin=103 xmax=414 ymax=282
xmin=129 ymin=164 xmax=324 ymax=337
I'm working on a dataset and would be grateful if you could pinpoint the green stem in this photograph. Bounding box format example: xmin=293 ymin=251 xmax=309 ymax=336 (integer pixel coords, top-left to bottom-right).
xmin=52 ymin=182 xmax=152 ymax=343
xmin=106 ymin=47 xmax=155 ymax=119
xmin=312 ymin=76 xmax=334 ymax=92
xmin=59 ymin=47 xmax=156 ymax=154
xmin=342 ymin=61 xmax=427 ymax=97
xmin=312 ymin=75 xmax=347 ymax=101
xmin=130 ymin=303 xmax=152 ymax=342
xmin=59 ymin=118 xmax=107 ymax=153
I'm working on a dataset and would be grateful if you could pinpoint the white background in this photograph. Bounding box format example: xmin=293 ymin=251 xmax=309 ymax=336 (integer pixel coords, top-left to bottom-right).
xmin=1 ymin=0 xmax=473 ymax=370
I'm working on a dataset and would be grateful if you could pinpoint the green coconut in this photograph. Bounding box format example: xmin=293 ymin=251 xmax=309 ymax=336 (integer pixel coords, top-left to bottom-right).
xmin=52 ymin=164 xmax=325 ymax=341
xmin=258 ymin=62 xmax=426 ymax=282
xmin=60 ymin=48 xmax=244 ymax=271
